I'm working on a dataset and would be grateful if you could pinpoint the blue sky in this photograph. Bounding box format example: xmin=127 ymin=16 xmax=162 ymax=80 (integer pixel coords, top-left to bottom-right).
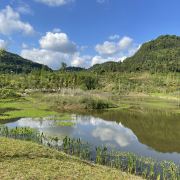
xmin=0 ymin=0 xmax=180 ymax=69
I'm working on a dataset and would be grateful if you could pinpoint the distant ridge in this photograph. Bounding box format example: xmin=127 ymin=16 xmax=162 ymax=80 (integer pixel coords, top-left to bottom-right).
xmin=0 ymin=49 xmax=51 ymax=73
xmin=1 ymin=35 xmax=180 ymax=74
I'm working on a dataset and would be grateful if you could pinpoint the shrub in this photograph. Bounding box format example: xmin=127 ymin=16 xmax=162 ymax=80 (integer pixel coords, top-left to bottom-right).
xmin=80 ymin=97 xmax=116 ymax=109
xmin=0 ymin=88 xmax=20 ymax=99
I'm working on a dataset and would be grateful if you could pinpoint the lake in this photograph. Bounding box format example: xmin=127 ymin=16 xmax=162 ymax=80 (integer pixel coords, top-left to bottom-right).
xmin=4 ymin=97 xmax=180 ymax=164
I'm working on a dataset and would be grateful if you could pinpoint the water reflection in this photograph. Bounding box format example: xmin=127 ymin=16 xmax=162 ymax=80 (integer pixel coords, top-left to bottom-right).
xmin=74 ymin=116 xmax=137 ymax=147
xmin=89 ymin=109 xmax=180 ymax=153
xmin=13 ymin=118 xmax=54 ymax=128
xmin=5 ymin=111 xmax=180 ymax=164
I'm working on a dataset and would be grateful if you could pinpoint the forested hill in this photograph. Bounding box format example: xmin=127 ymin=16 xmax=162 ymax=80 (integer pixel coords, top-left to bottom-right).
xmin=90 ymin=35 xmax=180 ymax=73
xmin=0 ymin=35 xmax=180 ymax=74
xmin=0 ymin=49 xmax=51 ymax=73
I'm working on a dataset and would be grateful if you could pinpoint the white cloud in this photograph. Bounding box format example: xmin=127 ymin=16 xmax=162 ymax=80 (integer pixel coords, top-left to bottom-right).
xmin=39 ymin=32 xmax=77 ymax=54
xmin=119 ymin=36 xmax=133 ymax=50
xmin=0 ymin=39 xmax=9 ymax=49
xmin=21 ymin=48 xmax=71 ymax=70
xmin=21 ymin=48 xmax=91 ymax=69
xmin=95 ymin=41 xmax=118 ymax=56
xmin=21 ymin=30 xmax=90 ymax=69
xmin=95 ymin=36 xmax=134 ymax=56
xmin=92 ymin=36 xmax=140 ymax=66
xmin=71 ymin=53 xmax=91 ymax=67
xmin=0 ymin=6 xmax=34 ymax=35
xmin=21 ymin=30 xmax=140 ymax=69
xmin=35 ymin=0 xmax=74 ymax=7
xmin=92 ymin=123 xmax=136 ymax=147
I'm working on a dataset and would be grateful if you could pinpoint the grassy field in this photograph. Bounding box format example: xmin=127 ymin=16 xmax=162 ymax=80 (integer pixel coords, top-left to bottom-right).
xmin=0 ymin=137 xmax=143 ymax=180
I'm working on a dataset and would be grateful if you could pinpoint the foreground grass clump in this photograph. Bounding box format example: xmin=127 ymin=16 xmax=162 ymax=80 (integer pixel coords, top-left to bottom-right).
xmin=0 ymin=137 xmax=142 ymax=180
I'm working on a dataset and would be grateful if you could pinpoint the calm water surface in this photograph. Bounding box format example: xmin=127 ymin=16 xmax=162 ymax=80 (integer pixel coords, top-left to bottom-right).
xmin=5 ymin=103 xmax=180 ymax=164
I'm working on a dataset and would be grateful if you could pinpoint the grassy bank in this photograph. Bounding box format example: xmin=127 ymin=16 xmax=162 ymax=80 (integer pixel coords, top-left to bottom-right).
xmin=1 ymin=126 xmax=179 ymax=180
xmin=0 ymin=90 xmax=179 ymax=122
xmin=0 ymin=137 xmax=142 ymax=180
xmin=0 ymin=96 xmax=71 ymax=121
xmin=0 ymin=90 xmax=117 ymax=121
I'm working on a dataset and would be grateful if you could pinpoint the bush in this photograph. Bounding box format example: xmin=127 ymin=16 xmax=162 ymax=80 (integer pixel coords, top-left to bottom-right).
xmin=81 ymin=97 xmax=116 ymax=109
xmin=0 ymin=88 xmax=20 ymax=99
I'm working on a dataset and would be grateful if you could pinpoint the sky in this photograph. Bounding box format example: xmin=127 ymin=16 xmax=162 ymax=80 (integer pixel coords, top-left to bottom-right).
xmin=0 ymin=0 xmax=180 ymax=69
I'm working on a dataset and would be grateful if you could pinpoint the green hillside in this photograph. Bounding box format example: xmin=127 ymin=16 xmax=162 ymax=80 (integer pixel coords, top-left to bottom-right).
xmin=0 ymin=49 xmax=51 ymax=73
xmin=90 ymin=35 xmax=180 ymax=73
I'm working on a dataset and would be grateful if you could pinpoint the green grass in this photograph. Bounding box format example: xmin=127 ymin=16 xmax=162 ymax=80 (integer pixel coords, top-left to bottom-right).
xmin=1 ymin=92 xmax=178 ymax=122
xmin=0 ymin=137 xmax=142 ymax=180
xmin=0 ymin=98 xmax=58 ymax=121
xmin=0 ymin=97 xmax=73 ymax=122
xmin=116 ymin=95 xmax=180 ymax=113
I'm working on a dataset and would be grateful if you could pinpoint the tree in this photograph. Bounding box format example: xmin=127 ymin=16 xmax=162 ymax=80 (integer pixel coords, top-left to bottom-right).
xmin=60 ymin=62 xmax=67 ymax=72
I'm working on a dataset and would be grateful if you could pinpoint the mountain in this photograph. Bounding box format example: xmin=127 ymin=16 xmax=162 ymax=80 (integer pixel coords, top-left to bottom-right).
xmin=90 ymin=35 xmax=180 ymax=73
xmin=0 ymin=49 xmax=51 ymax=73
xmin=1 ymin=35 xmax=180 ymax=74
xmin=122 ymin=35 xmax=180 ymax=72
